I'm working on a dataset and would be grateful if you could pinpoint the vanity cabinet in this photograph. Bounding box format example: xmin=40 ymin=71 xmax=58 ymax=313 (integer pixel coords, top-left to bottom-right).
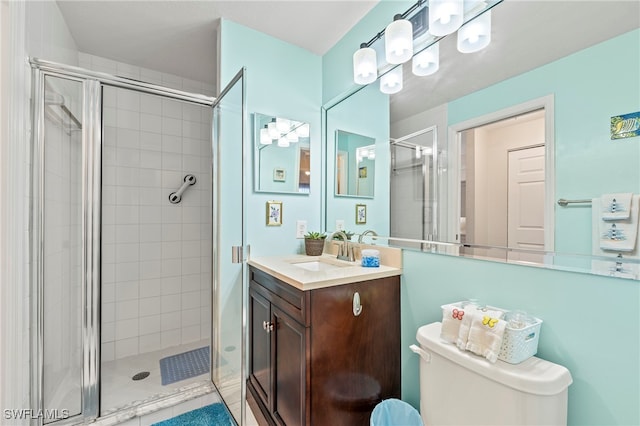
xmin=248 ymin=266 xmax=400 ymax=426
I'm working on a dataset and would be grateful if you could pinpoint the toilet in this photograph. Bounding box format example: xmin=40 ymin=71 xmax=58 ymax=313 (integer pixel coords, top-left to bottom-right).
xmin=412 ymin=322 xmax=573 ymax=425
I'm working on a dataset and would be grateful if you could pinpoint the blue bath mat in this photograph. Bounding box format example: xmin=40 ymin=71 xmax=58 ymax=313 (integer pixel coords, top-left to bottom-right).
xmin=151 ymin=403 xmax=235 ymax=426
xmin=159 ymin=346 xmax=210 ymax=385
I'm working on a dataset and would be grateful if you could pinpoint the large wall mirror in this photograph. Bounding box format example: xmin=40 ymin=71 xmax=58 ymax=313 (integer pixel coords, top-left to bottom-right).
xmin=335 ymin=130 xmax=376 ymax=198
xmin=323 ymin=1 xmax=640 ymax=279
xmin=324 ymin=83 xmax=390 ymax=234
xmin=254 ymin=112 xmax=311 ymax=194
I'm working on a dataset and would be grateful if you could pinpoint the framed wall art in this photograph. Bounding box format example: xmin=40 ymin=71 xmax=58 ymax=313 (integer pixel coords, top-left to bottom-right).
xmin=355 ymin=204 xmax=367 ymax=224
xmin=266 ymin=201 xmax=283 ymax=226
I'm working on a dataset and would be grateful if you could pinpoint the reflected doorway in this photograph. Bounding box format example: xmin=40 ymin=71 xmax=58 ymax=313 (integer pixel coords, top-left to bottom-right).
xmin=457 ymin=109 xmax=548 ymax=263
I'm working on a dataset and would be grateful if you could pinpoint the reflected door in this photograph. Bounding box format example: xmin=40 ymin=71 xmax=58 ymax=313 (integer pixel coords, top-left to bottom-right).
xmin=211 ymin=68 xmax=246 ymax=425
xmin=507 ymin=145 xmax=545 ymax=263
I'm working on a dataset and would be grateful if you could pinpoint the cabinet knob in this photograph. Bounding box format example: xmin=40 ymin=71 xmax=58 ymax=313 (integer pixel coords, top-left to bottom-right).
xmin=353 ymin=292 xmax=363 ymax=317
xmin=263 ymin=321 xmax=274 ymax=333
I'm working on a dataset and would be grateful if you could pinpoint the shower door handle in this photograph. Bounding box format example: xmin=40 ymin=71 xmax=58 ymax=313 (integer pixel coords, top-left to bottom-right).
xmin=231 ymin=245 xmax=250 ymax=263
xmin=231 ymin=246 xmax=243 ymax=263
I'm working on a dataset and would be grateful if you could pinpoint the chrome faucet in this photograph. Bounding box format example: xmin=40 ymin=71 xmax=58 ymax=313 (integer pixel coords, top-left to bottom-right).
xmin=358 ymin=229 xmax=378 ymax=244
xmin=330 ymin=231 xmax=356 ymax=262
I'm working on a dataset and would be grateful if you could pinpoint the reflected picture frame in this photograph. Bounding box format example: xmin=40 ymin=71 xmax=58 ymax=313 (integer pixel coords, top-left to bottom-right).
xmin=273 ymin=167 xmax=286 ymax=182
xmin=355 ymin=204 xmax=367 ymax=224
xmin=266 ymin=201 xmax=283 ymax=226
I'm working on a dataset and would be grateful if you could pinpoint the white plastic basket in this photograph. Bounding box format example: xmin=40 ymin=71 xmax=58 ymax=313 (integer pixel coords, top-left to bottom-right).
xmin=498 ymin=317 xmax=543 ymax=364
xmin=441 ymin=302 xmax=542 ymax=364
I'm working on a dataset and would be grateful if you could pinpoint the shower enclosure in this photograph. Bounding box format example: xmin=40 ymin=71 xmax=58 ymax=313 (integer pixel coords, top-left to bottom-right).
xmin=30 ymin=59 xmax=246 ymax=425
xmin=390 ymin=126 xmax=438 ymax=249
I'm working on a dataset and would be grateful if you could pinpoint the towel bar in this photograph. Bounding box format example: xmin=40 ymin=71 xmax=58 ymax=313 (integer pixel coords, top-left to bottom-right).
xmin=557 ymin=198 xmax=592 ymax=206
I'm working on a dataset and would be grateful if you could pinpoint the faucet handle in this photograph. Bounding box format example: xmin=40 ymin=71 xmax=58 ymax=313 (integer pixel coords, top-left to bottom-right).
xmin=349 ymin=244 xmax=357 ymax=262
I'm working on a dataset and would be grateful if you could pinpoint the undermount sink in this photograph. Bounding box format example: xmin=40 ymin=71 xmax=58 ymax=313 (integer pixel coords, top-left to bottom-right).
xmin=291 ymin=260 xmax=351 ymax=271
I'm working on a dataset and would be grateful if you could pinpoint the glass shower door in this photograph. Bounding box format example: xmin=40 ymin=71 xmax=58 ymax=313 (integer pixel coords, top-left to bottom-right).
xmin=211 ymin=68 xmax=246 ymax=425
xmin=33 ymin=71 xmax=100 ymax=424
xmin=390 ymin=127 xmax=437 ymax=249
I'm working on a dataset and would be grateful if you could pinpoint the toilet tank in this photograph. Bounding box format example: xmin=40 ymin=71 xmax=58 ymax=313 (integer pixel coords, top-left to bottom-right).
xmin=415 ymin=322 xmax=572 ymax=426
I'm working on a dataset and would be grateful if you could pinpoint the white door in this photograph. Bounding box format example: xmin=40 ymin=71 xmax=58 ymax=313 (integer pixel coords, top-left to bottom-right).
xmin=507 ymin=145 xmax=545 ymax=263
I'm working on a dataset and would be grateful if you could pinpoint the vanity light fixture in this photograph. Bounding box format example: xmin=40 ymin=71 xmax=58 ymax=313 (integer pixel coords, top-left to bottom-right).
xmin=385 ymin=14 xmax=414 ymax=64
xmin=351 ymin=0 xmax=500 ymax=94
xmin=356 ymin=145 xmax=376 ymax=163
xmin=277 ymin=137 xmax=290 ymax=148
xmin=276 ymin=117 xmax=290 ymax=133
xmin=295 ymin=123 xmax=310 ymax=138
xmin=412 ymin=42 xmax=440 ymax=76
xmin=457 ymin=9 xmax=491 ymax=53
xmin=267 ymin=119 xmax=279 ymax=139
xmin=286 ymin=131 xmax=299 ymax=142
xmin=380 ymin=66 xmax=403 ymax=94
xmin=429 ymin=0 xmax=464 ymax=36
xmin=261 ymin=117 xmax=308 ymax=148
xmin=353 ymin=43 xmax=378 ymax=85
xmin=260 ymin=125 xmax=272 ymax=145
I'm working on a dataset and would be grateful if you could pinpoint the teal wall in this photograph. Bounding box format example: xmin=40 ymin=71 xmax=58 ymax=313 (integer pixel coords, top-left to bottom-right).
xmin=219 ymin=19 xmax=322 ymax=256
xmin=321 ymin=7 xmax=639 ymax=426
xmin=400 ymin=250 xmax=640 ymax=426
xmin=448 ymin=29 xmax=640 ymax=255
xmin=220 ymin=7 xmax=640 ymax=426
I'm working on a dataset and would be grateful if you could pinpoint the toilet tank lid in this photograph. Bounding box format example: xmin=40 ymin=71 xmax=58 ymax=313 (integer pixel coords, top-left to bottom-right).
xmin=416 ymin=322 xmax=573 ymax=396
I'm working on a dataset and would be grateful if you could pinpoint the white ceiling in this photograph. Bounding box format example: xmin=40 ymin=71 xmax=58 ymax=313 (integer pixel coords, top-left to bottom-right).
xmin=56 ymin=0 xmax=639 ymax=121
xmin=56 ymin=0 xmax=379 ymax=89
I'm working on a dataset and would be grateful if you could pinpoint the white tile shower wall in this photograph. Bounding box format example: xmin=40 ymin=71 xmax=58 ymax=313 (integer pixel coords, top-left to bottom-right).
xmin=83 ymin=54 xmax=214 ymax=361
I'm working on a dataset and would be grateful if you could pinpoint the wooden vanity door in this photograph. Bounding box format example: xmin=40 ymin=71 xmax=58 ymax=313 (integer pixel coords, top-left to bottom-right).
xmin=309 ymin=277 xmax=401 ymax=426
xmin=249 ymin=288 xmax=271 ymax=408
xmin=272 ymin=305 xmax=308 ymax=426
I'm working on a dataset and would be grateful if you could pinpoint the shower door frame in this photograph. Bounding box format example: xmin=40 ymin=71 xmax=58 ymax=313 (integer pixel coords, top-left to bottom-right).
xmin=389 ymin=125 xmax=438 ymax=243
xmin=29 ymin=58 xmax=225 ymax=426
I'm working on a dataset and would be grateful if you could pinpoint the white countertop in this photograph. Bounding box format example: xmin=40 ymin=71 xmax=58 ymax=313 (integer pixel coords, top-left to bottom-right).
xmin=247 ymin=253 xmax=402 ymax=291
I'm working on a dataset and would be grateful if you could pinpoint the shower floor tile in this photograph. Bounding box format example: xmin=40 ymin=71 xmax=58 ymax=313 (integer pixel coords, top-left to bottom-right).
xmin=101 ymin=340 xmax=210 ymax=415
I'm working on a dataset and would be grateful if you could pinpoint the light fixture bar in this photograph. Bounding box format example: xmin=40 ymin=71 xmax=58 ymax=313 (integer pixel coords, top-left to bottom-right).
xmin=359 ymin=0 xmax=427 ymax=49
xmin=359 ymin=0 xmax=502 ymax=50
xmin=354 ymin=0 xmax=503 ymax=88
